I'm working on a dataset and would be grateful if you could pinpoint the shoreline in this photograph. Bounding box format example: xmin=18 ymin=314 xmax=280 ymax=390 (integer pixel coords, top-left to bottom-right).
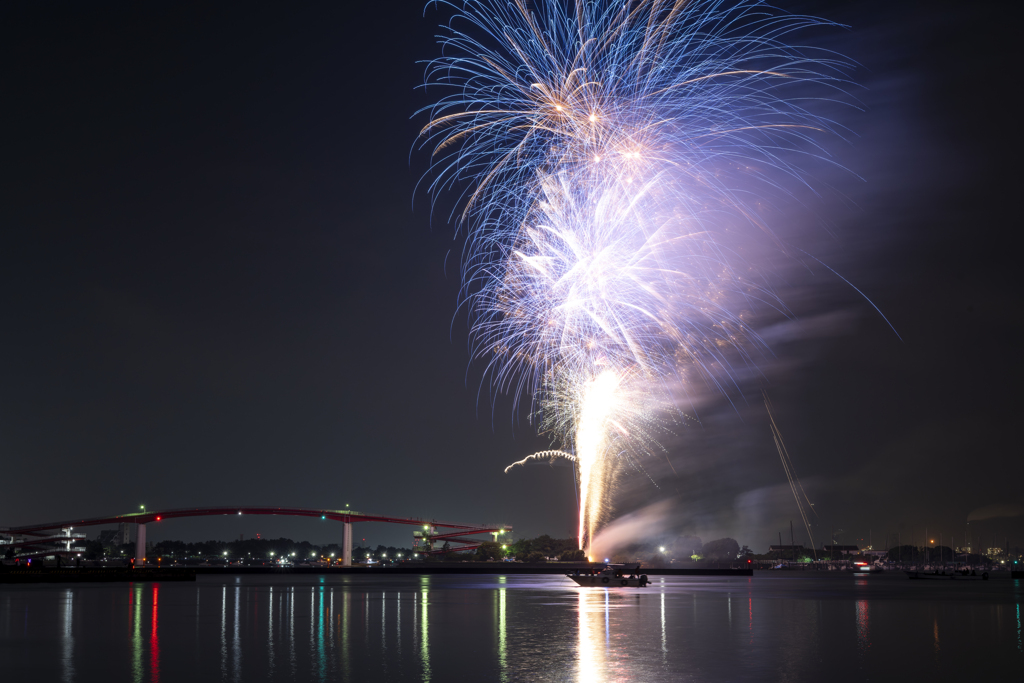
xmin=1 ymin=563 xmax=753 ymax=582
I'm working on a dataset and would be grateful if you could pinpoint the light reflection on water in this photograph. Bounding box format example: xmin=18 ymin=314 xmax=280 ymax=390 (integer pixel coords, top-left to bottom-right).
xmin=267 ymin=586 xmax=274 ymax=676
xmin=2 ymin=574 xmax=1021 ymax=681
xmin=60 ymin=588 xmax=73 ymax=683
xmin=132 ymin=582 xmax=143 ymax=683
xmin=418 ymin=576 xmax=430 ymax=682
xmin=218 ymin=584 xmax=226 ymax=681
xmin=855 ymin=598 xmax=869 ymax=654
xmin=150 ymin=583 xmax=160 ymax=683
xmin=577 ymin=589 xmax=602 ymax=683
xmin=233 ymin=584 xmax=241 ymax=682
xmin=496 ymin=575 xmax=507 ymax=682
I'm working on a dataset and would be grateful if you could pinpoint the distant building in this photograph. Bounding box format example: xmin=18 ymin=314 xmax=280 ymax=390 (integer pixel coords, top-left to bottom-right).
xmin=98 ymin=524 xmax=132 ymax=548
xmin=768 ymin=544 xmax=805 ymax=552
xmin=822 ymin=545 xmax=859 ymax=555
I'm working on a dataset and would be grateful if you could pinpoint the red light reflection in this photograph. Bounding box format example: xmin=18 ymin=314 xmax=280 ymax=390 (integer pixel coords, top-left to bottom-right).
xmin=150 ymin=584 xmax=161 ymax=683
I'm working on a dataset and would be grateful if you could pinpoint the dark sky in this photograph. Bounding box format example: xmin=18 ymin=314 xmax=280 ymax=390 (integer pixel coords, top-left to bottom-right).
xmin=1 ymin=1 xmax=1019 ymax=552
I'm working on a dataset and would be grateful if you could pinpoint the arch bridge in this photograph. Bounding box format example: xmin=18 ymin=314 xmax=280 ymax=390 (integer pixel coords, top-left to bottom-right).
xmin=0 ymin=506 xmax=510 ymax=566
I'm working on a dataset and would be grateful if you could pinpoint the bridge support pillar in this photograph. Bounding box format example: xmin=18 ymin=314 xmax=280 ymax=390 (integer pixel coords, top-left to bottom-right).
xmin=343 ymin=521 xmax=352 ymax=567
xmin=136 ymin=523 xmax=146 ymax=566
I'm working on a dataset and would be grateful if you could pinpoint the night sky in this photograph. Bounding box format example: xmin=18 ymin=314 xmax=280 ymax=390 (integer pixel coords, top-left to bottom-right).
xmin=1 ymin=1 xmax=1019 ymax=553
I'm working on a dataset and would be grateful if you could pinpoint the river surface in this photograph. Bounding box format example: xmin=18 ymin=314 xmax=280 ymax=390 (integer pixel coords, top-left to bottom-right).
xmin=1 ymin=573 xmax=1020 ymax=681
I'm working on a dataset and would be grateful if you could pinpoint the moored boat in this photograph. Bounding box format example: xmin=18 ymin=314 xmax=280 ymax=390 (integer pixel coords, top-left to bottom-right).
xmin=567 ymin=564 xmax=648 ymax=588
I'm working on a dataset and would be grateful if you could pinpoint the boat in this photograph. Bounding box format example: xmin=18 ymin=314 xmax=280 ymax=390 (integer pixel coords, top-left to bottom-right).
xmin=853 ymin=561 xmax=884 ymax=575
xmin=905 ymin=569 xmax=989 ymax=581
xmin=567 ymin=564 xmax=649 ymax=588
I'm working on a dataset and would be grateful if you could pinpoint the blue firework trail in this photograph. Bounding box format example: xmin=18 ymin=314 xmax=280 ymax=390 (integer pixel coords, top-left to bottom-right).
xmin=417 ymin=0 xmax=856 ymax=549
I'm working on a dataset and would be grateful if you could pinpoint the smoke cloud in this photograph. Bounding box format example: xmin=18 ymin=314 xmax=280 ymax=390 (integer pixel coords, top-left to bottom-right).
xmin=589 ymin=500 xmax=675 ymax=559
xmin=967 ymin=504 xmax=1024 ymax=522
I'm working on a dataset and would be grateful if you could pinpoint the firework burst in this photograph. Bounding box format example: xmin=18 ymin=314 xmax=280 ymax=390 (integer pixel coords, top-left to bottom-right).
xmin=419 ymin=0 xmax=854 ymax=551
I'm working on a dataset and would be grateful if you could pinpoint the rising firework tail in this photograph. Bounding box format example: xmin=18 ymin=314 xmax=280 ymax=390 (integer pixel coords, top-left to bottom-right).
xmin=418 ymin=0 xmax=857 ymax=551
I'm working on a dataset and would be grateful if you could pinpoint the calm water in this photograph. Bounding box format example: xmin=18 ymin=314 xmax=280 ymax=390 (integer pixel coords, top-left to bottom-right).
xmin=1 ymin=573 xmax=1021 ymax=681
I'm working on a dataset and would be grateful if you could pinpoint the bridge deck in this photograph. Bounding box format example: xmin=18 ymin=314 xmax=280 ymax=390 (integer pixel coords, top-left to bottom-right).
xmin=2 ymin=506 xmax=506 ymax=536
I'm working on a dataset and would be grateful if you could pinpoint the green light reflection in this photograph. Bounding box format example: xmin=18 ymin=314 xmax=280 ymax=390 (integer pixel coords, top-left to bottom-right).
xmin=419 ymin=576 xmax=431 ymax=682
xmin=317 ymin=587 xmax=326 ymax=680
xmin=498 ymin=576 xmax=508 ymax=682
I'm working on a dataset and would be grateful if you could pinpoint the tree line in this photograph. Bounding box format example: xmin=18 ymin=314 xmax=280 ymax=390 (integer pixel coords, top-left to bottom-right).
xmin=72 ymin=537 xmax=417 ymax=562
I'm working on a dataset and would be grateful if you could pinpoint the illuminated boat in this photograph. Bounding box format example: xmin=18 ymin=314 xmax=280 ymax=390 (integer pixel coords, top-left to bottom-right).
xmin=567 ymin=564 xmax=649 ymax=588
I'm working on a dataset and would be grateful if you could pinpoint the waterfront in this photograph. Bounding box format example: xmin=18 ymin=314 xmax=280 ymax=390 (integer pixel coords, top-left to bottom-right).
xmin=1 ymin=574 xmax=1020 ymax=681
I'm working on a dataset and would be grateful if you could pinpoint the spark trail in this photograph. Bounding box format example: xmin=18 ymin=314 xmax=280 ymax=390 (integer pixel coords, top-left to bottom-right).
xmin=419 ymin=0 xmax=854 ymax=551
